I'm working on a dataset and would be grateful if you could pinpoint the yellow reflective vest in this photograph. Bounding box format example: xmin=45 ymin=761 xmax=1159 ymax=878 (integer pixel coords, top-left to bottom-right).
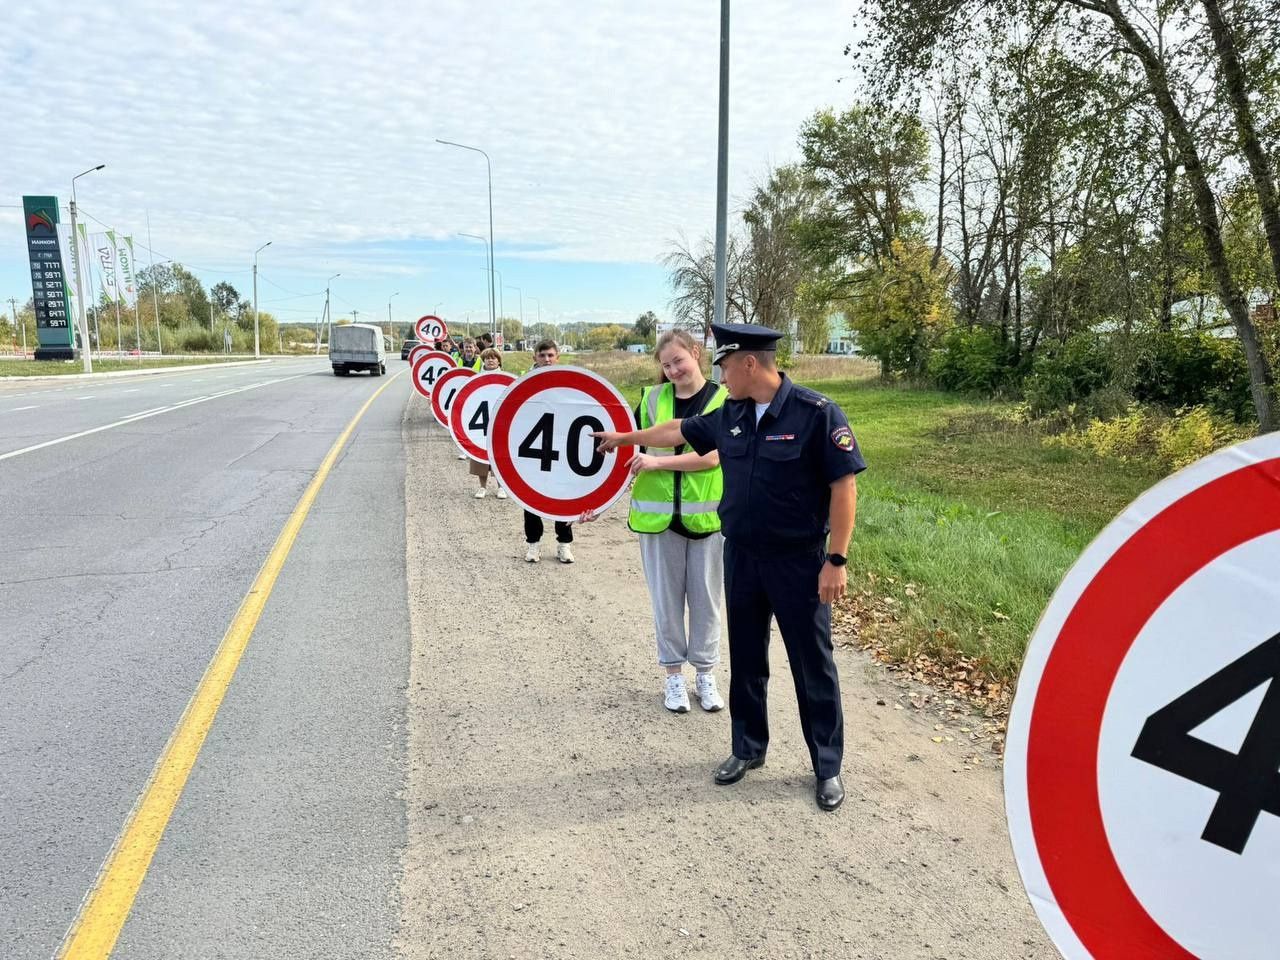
xmin=628 ymin=382 xmax=726 ymax=535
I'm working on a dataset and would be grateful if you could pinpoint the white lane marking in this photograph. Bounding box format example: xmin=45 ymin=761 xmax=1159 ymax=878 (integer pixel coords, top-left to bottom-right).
xmin=9 ymin=405 xmax=39 ymax=412
xmin=0 ymin=374 xmax=310 ymax=462
xmin=127 ymin=407 xmax=168 ymax=419
xmin=122 ymin=389 xmax=141 ymax=393
xmin=76 ymin=395 xmax=97 ymax=400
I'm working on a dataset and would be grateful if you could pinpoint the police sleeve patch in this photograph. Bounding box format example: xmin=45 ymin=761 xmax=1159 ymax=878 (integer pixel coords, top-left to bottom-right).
xmin=831 ymin=426 xmax=856 ymax=451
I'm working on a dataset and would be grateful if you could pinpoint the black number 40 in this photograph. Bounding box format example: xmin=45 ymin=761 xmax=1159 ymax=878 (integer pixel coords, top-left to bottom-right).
xmin=517 ymin=412 xmax=605 ymax=476
xmin=1131 ymin=631 xmax=1280 ymax=854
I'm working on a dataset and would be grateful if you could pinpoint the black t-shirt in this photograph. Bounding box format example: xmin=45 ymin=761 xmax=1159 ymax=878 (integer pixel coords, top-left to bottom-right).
xmin=634 ymin=380 xmax=721 ymax=540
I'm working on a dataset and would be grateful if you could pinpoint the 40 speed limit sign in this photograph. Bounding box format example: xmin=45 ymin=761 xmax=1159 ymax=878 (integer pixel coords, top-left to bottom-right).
xmin=414 ymin=314 xmax=447 ymax=343
xmin=488 ymin=366 xmax=636 ymax=522
xmin=1006 ymin=432 xmax=1280 ymax=960
xmin=410 ymin=350 xmax=455 ymax=400
xmin=430 ymin=367 xmax=475 ymax=427
xmin=450 ymin=370 xmax=516 ymax=462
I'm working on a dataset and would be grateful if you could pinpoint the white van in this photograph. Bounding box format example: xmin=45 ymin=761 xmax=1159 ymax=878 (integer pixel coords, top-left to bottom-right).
xmin=329 ymin=323 xmax=387 ymax=376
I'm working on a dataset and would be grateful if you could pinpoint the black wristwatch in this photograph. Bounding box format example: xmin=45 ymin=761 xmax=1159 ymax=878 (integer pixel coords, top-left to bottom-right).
xmin=827 ymin=553 xmax=847 ymax=567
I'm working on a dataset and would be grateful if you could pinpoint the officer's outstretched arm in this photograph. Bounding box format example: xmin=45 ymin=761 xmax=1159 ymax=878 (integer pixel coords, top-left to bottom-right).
xmin=594 ymin=419 xmax=686 ymax=453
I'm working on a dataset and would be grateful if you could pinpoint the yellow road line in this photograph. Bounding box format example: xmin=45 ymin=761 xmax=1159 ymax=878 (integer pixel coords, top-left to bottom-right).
xmin=58 ymin=371 xmax=405 ymax=959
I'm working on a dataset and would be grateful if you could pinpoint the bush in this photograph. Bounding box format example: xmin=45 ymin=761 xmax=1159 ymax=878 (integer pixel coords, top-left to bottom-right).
xmin=927 ymin=327 xmax=1009 ymax=394
xmin=1046 ymin=403 xmax=1250 ymax=470
xmin=175 ymin=325 xmax=220 ymax=352
xmin=1130 ymin=330 xmax=1253 ymax=421
xmin=1022 ymin=333 xmax=1111 ymax=418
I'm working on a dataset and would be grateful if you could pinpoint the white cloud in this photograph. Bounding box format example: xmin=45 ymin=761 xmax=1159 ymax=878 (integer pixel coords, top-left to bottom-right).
xmin=0 ymin=0 xmax=859 ymax=316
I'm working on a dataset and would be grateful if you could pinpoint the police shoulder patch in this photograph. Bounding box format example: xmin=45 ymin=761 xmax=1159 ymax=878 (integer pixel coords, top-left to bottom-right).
xmin=831 ymin=425 xmax=856 ymax=451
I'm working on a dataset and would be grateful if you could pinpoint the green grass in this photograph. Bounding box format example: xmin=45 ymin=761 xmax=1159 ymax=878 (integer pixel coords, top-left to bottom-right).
xmin=0 ymin=356 xmax=262 ymax=377
xmin=813 ymin=380 xmax=1164 ymax=677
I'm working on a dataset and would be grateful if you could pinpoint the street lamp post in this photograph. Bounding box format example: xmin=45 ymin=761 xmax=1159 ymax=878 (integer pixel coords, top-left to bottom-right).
xmin=712 ymin=0 xmax=731 ymax=381
xmin=437 ymin=139 xmax=496 ymax=336
xmin=70 ymin=164 xmax=105 ymax=373
xmin=253 ymin=240 xmax=272 ymax=359
xmin=388 ymin=291 xmax=399 ymax=342
xmin=457 ymin=232 xmax=493 ymax=337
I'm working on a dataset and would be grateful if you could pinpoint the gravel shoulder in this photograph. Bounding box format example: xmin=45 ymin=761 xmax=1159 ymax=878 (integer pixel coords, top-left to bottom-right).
xmin=398 ymin=395 xmax=1053 ymax=960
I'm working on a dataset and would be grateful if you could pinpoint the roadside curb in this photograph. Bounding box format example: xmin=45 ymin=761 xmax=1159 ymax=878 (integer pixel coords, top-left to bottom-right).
xmin=0 ymin=358 xmax=295 ymax=383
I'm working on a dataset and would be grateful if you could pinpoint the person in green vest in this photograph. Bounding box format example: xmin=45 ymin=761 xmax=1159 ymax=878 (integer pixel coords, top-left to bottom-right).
xmin=452 ymin=337 xmax=483 ymax=371
xmin=628 ymin=329 xmax=728 ymax=714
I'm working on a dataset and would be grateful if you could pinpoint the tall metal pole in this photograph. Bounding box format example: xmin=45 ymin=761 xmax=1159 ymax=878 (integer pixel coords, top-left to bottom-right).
xmin=146 ymin=212 xmax=163 ymax=355
xmin=457 ymin=232 xmax=492 ymax=335
xmin=324 ymin=273 xmax=340 ymax=348
xmin=713 ymin=0 xmax=730 ymax=340
xmin=70 ymin=164 xmax=104 ymax=373
xmin=437 ymin=139 xmax=497 ymax=335
xmin=388 ymin=291 xmax=399 ymax=342
xmin=253 ymin=240 xmax=271 ymax=359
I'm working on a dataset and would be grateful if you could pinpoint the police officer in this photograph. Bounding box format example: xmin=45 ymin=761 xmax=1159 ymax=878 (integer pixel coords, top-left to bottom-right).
xmin=596 ymin=322 xmax=865 ymax=810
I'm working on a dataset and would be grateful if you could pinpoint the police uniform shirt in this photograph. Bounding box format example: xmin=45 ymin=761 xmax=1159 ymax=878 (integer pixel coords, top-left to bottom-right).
xmin=680 ymin=373 xmax=866 ymax=553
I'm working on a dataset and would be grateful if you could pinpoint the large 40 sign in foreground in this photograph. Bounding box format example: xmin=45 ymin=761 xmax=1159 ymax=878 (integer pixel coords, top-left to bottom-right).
xmin=488 ymin=367 xmax=636 ymax=522
xmin=1005 ymin=433 xmax=1280 ymax=960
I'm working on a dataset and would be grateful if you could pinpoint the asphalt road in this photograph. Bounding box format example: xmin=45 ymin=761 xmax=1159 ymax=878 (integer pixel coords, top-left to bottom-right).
xmin=0 ymin=357 xmax=412 ymax=959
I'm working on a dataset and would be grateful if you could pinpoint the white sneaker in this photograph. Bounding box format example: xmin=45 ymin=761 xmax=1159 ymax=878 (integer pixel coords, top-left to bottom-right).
xmin=556 ymin=543 xmax=575 ymax=564
xmin=664 ymin=674 xmax=690 ymax=714
xmin=456 ymin=452 xmax=466 ymax=460
xmin=473 ymin=487 xmax=487 ymax=499
xmin=695 ymin=672 xmax=724 ymax=712
xmin=496 ymin=487 xmax=507 ymax=499
xmin=525 ymin=544 xmax=540 ymax=563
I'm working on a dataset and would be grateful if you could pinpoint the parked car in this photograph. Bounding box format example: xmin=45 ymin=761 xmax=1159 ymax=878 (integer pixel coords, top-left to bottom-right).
xmin=330 ymin=323 xmax=387 ymax=376
xmin=400 ymin=338 xmax=420 ymax=360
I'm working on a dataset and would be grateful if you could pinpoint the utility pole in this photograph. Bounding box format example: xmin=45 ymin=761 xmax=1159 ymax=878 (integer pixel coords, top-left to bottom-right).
xmin=712 ymin=0 xmax=730 ymax=382
xmin=324 ymin=273 xmax=340 ymax=347
xmin=253 ymin=240 xmax=271 ymax=359
xmin=8 ymin=298 xmax=26 ymax=358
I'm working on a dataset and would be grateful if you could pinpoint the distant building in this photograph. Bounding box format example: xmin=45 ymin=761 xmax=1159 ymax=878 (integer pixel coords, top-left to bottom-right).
xmin=625 ymin=343 xmax=648 ymax=354
xmin=826 ymin=311 xmax=860 ymax=355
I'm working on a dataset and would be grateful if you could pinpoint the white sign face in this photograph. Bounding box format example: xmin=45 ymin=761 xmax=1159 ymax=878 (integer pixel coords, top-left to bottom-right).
xmin=415 ymin=315 xmax=447 ymax=343
xmin=410 ymin=351 xmax=456 ymax=400
xmin=487 ymin=366 xmax=636 ymax=523
xmin=430 ymin=367 xmax=475 ymax=427
xmin=450 ymin=371 xmax=516 ymax=463
xmin=1004 ymin=432 xmax=1280 ymax=960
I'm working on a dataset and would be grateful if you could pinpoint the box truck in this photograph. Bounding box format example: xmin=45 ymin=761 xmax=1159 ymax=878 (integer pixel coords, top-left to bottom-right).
xmin=329 ymin=323 xmax=387 ymax=376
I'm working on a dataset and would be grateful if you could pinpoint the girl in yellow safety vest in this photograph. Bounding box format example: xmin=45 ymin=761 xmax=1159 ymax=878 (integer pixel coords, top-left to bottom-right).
xmin=627 ymin=329 xmax=728 ymax=714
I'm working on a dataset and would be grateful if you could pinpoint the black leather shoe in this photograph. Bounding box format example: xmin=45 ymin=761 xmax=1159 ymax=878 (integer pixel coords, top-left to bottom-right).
xmin=816 ymin=775 xmax=845 ymax=811
xmin=714 ymin=754 xmax=765 ymax=785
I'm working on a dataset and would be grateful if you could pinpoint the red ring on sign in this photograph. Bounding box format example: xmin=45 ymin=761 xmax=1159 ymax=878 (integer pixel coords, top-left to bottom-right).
xmin=407 ymin=344 xmax=435 ymax=367
xmin=1026 ymin=456 xmax=1280 ymax=958
xmin=415 ymin=314 xmax=448 ymax=343
xmin=489 ymin=367 xmax=635 ymax=520
xmin=450 ymin=371 xmax=516 ymax=461
xmin=410 ymin=351 xmax=456 ymax=399
xmin=430 ymin=367 xmax=475 ymax=426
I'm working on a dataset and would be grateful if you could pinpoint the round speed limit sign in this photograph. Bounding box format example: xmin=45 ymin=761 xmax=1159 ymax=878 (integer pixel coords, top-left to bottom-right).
xmin=488 ymin=366 xmax=636 ymax=522
xmin=407 ymin=344 xmax=436 ymax=367
xmin=450 ymin=371 xmax=516 ymax=462
xmin=430 ymin=367 xmax=475 ymax=427
xmin=410 ymin=351 xmax=456 ymax=400
xmin=1006 ymin=432 xmax=1280 ymax=959
xmin=415 ymin=315 xmax=447 ymax=343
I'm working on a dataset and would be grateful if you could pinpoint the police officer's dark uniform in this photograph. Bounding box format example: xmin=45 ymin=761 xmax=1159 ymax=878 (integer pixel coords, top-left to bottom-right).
xmin=679 ymin=323 xmax=866 ymax=810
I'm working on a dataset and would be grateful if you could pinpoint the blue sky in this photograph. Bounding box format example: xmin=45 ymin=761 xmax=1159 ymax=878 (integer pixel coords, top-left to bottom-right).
xmin=2 ymin=0 xmax=859 ymax=330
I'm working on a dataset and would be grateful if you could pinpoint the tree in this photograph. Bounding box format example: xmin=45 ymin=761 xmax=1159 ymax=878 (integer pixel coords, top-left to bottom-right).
xmin=854 ymin=0 xmax=1279 ymax=428
xmin=663 ymin=233 xmax=748 ymax=346
xmin=797 ymin=103 xmax=929 ymax=273
xmin=583 ymin=324 xmax=629 ymax=352
xmin=848 ymin=238 xmax=955 ymax=376
xmin=740 ymin=164 xmax=827 ymax=342
xmin=633 ymin=310 xmax=658 ymax=343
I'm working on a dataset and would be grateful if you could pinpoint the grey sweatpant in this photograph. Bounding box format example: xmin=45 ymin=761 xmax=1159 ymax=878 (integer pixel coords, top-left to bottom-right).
xmin=638 ymin=529 xmax=724 ymax=670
